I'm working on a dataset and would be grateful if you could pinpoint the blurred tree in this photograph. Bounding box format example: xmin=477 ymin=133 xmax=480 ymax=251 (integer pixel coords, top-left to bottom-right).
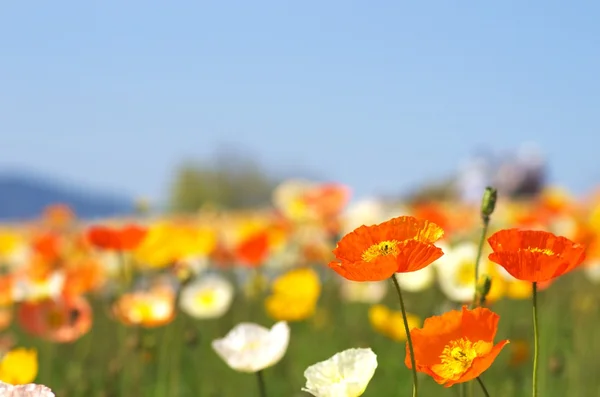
xmin=404 ymin=177 xmax=458 ymax=204
xmin=168 ymin=148 xmax=276 ymax=212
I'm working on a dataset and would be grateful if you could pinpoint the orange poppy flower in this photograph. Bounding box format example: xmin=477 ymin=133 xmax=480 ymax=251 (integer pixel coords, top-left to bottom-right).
xmin=487 ymin=229 xmax=586 ymax=282
xmin=235 ymin=230 xmax=270 ymax=267
xmin=87 ymin=224 xmax=147 ymax=251
xmin=328 ymin=216 xmax=444 ymax=281
xmin=61 ymin=259 xmax=106 ymax=299
xmin=303 ymin=183 xmax=351 ymax=218
xmin=31 ymin=232 xmax=62 ymax=264
xmin=405 ymin=306 xmax=509 ymax=387
xmin=42 ymin=204 xmax=75 ymax=229
xmin=17 ymin=296 xmax=92 ymax=343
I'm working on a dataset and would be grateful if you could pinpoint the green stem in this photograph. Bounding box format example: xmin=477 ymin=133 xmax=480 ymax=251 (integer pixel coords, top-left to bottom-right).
xmin=459 ymin=383 xmax=466 ymax=397
xmin=532 ymin=281 xmax=539 ymax=397
xmin=391 ymin=274 xmax=418 ymax=397
xmin=476 ymin=377 xmax=491 ymax=397
xmin=256 ymin=370 xmax=267 ymax=397
xmin=471 ymin=217 xmax=490 ymax=308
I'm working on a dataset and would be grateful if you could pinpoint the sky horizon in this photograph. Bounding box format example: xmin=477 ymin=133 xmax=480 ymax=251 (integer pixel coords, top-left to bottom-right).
xmin=2 ymin=1 xmax=600 ymax=205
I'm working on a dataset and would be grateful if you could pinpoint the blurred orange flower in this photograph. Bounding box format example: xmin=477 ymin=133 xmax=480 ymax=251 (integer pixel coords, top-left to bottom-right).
xmin=0 ymin=276 xmax=14 ymax=307
xmin=0 ymin=307 xmax=12 ymax=332
xmin=42 ymin=204 xmax=75 ymax=229
xmin=17 ymin=296 xmax=92 ymax=343
xmin=488 ymin=229 xmax=586 ymax=282
xmin=62 ymin=259 xmax=105 ymax=299
xmin=328 ymin=216 xmax=444 ymax=281
xmin=112 ymin=286 xmax=176 ymax=328
xmin=87 ymin=224 xmax=147 ymax=251
xmin=303 ymin=183 xmax=351 ymax=219
xmin=235 ymin=231 xmax=270 ymax=267
xmin=405 ymin=306 xmax=509 ymax=387
xmin=31 ymin=232 xmax=62 ymax=265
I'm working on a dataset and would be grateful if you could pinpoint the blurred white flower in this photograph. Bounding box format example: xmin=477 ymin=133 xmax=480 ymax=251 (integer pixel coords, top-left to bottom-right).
xmin=0 ymin=381 xmax=55 ymax=397
xmin=302 ymin=347 xmax=378 ymax=397
xmin=548 ymin=216 xmax=578 ymax=240
xmin=341 ymin=199 xmax=409 ymax=234
xmin=2 ymin=245 xmax=31 ymax=271
xmin=434 ymin=242 xmax=477 ymax=302
xmin=395 ymin=266 xmax=435 ymax=293
xmin=272 ymin=179 xmax=315 ymax=221
xmin=179 ymin=273 xmax=234 ymax=319
xmin=341 ymin=199 xmax=387 ymax=233
xmin=97 ymin=252 xmax=121 ymax=279
xmin=212 ymin=321 xmax=290 ymax=373
xmin=339 ymin=280 xmax=387 ymax=304
xmin=583 ymin=260 xmax=600 ymax=284
xmin=263 ymin=243 xmax=300 ymax=271
xmin=12 ymin=271 xmax=65 ymax=303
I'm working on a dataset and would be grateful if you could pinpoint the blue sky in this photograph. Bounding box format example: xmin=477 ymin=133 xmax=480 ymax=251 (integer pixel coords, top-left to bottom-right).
xmin=1 ymin=1 xmax=599 ymax=204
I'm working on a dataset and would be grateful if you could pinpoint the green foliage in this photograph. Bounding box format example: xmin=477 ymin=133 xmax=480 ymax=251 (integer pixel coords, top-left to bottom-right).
xmin=13 ymin=270 xmax=600 ymax=397
xmin=169 ymin=150 xmax=276 ymax=213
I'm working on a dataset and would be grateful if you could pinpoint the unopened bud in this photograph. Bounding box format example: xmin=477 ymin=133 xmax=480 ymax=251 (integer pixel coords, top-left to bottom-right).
xmin=481 ymin=187 xmax=497 ymax=220
xmin=478 ymin=275 xmax=493 ymax=306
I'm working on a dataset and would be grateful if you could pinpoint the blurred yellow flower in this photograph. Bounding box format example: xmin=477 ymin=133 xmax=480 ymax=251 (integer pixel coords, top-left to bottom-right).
xmin=0 ymin=231 xmax=21 ymax=258
xmin=0 ymin=348 xmax=38 ymax=385
xmin=265 ymin=267 xmax=321 ymax=321
xmin=481 ymin=275 xmax=506 ymax=303
xmin=505 ymin=280 xmax=533 ymax=300
xmin=134 ymin=222 xmax=217 ymax=268
xmin=368 ymin=304 xmax=421 ymax=342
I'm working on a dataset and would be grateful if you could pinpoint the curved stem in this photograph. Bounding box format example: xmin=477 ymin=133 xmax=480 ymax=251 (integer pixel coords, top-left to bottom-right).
xmin=476 ymin=377 xmax=491 ymax=397
xmin=471 ymin=218 xmax=490 ymax=308
xmin=256 ymin=370 xmax=267 ymax=397
xmin=532 ymin=282 xmax=539 ymax=397
xmin=391 ymin=274 xmax=418 ymax=397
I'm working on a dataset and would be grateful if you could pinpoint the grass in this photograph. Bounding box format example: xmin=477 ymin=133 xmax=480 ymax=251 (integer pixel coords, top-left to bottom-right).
xmin=9 ymin=268 xmax=600 ymax=397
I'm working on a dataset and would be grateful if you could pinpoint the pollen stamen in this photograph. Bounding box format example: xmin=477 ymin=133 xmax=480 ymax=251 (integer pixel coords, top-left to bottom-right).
xmin=361 ymin=240 xmax=400 ymax=262
xmin=526 ymin=247 xmax=555 ymax=256
xmin=433 ymin=338 xmax=491 ymax=381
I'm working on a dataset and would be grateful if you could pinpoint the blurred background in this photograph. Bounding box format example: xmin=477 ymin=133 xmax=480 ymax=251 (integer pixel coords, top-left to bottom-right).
xmin=2 ymin=2 xmax=600 ymax=397
xmin=1 ymin=1 xmax=599 ymax=219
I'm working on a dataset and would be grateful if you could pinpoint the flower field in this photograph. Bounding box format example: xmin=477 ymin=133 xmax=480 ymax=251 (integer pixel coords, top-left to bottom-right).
xmin=1 ymin=180 xmax=600 ymax=396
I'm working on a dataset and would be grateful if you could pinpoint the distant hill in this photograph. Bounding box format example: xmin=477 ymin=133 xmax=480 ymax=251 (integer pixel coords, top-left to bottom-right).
xmin=0 ymin=172 xmax=134 ymax=222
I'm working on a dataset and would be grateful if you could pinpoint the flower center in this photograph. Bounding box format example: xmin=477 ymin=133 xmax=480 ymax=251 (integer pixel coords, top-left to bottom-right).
xmin=46 ymin=309 xmax=65 ymax=330
xmin=434 ymin=338 xmax=491 ymax=380
xmin=455 ymin=261 xmax=474 ymax=286
xmin=195 ymin=289 xmax=216 ymax=306
xmin=361 ymin=240 xmax=400 ymax=262
xmin=526 ymin=247 xmax=555 ymax=256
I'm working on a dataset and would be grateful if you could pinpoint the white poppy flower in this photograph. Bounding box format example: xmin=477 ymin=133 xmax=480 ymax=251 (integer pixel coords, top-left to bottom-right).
xmin=583 ymin=260 xmax=600 ymax=284
xmin=302 ymin=347 xmax=378 ymax=397
xmin=339 ymin=280 xmax=387 ymax=304
xmin=0 ymin=381 xmax=55 ymax=397
xmin=179 ymin=273 xmax=234 ymax=319
xmin=212 ymin=321 xmax=290 ymax=373
xmin=341 ymin=199 xmax=387 ymax=233
xmin=341 ymin=199 xmax=409 ymax=235
xmin=434 ymin=242 xmax=478 ymax=302
xmin=395 ymin=266 xmax=435 ymax=293
xmin=12 ymin=271 xmax=65 ymax=303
